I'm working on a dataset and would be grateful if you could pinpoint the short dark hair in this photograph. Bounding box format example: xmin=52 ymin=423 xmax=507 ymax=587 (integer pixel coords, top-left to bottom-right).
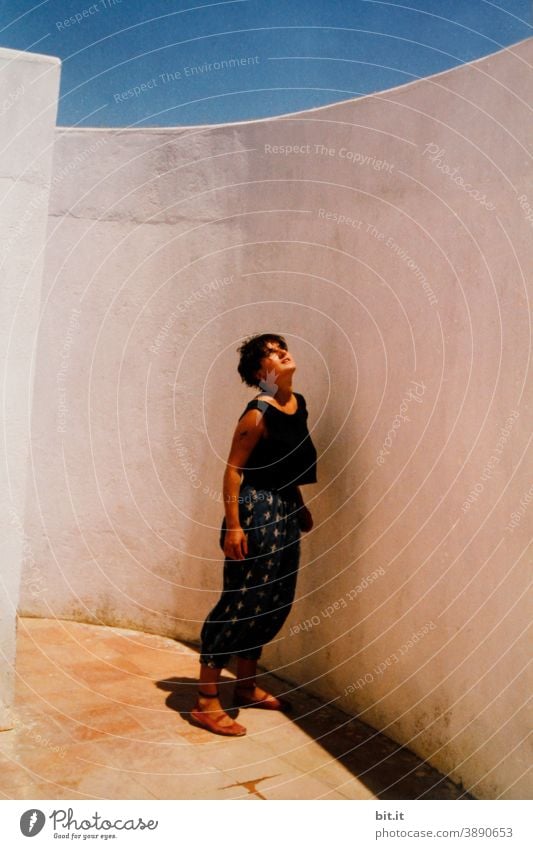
xmin=237 ymin=333 xmax=288 ymax=388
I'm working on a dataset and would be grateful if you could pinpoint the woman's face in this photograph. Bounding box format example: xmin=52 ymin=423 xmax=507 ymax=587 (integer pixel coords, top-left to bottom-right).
xmin=256 ymin=341 xmax=296 ymax=389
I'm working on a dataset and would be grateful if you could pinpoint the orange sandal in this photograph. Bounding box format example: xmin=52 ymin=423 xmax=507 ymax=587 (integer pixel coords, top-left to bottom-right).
xmin=233 ymin=685 xmax=292 ymax=713
xmin=190 ymin=690 xmax=247 ymax=737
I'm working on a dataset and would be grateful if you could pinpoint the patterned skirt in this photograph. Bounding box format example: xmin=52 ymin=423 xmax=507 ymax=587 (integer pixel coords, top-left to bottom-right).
xmin=199 ymin=483 xmax=302 ymax=669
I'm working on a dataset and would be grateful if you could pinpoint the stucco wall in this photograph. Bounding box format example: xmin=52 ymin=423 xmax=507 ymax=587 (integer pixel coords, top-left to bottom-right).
xmin=0 ymin=48 xmax=60 ymax=728
xmin=22 ymin=40 xmax=532 ymax=798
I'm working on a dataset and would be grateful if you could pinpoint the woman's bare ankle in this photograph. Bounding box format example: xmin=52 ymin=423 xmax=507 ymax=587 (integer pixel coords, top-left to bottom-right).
xmin=197 ymin=693 xmax=221 ymax=710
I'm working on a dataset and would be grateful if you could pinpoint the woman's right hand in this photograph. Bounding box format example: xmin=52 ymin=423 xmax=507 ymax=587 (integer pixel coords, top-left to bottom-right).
xmin=223 ymin=527 xmax=248 ymax=560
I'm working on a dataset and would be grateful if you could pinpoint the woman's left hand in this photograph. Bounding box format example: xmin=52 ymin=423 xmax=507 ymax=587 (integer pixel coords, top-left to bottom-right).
xmin=298 ymin=505 xmax=313 ymax=532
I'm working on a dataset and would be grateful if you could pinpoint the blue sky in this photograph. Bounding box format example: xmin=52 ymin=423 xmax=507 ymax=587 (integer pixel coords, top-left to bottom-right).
xmin=0 ymin=0 xmax=531 ymax=127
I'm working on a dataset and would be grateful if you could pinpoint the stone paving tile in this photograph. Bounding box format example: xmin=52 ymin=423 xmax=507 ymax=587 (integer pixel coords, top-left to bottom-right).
xmin=61 ymin=771 xmax=159 ymax=800
xmin=76 ymin=729 xmax=253 ymax=800
xmin=249 ymin=739 xmax=372 ymax=799
xmin=182 ymin=721 xmax=374 ymax=800
xmin=0 ymin=718 xmax=71 ymax=759
xmin=60 ymin=659 xmax=145 ymax=687
xmin=17 ymin=621 xmax=71 ymax=645
xmin=37 ymin=705 xmax=148 ymax=745
xmin=133 ymin=772 xmax=258 ymax=801
xmin=0 ymin=780 xmax=92 ymax=800
xmin=0 ymin=741 xmax=91 ymax=792
xmin=209 ymin=750 xmax=364 ymax=800
xmin=97 ymin=677 xmax=173 ymax=708
xmin=2 ymin=735 xmax=182 ymax=800
xmin=0 ymin=758 xmax=53 ymax=792
xmin=0 ymin=619 xmax=471 ymax=800
xmin=216 ymin=767 xmax=338 ymax=801
xmin=11 ymin=694 xmax=150 ymax=749
xmin=16 ymin=668 xmax=103 ymax=702
xmin=124 ymin=704 xmax=199 ymax=737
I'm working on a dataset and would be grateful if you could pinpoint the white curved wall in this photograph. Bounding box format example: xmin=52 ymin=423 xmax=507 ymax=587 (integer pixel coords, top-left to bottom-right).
xmin=0 ymin=48 xmax=60 ymax=728
xmin=22 ymin=39 xmax=532 ymax=798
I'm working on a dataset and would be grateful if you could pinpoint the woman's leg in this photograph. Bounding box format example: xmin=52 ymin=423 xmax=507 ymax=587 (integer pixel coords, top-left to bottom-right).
xmin=234 ymin=656 xmax=287 ymax=709
xmin=193 ymin=490 xmax=260 ymax=734
xmin=193 ymin=662 xmax=246 ymax=732
xmin=232 ymin=489 xmax=301 ymax=710
xmin=198 ymin=662 xmax=220 ymax=695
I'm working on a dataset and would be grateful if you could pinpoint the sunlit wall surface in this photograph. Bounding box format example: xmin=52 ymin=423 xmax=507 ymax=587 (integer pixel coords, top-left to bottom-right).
xmin=0 ymin=47 xmax=60 ymax=727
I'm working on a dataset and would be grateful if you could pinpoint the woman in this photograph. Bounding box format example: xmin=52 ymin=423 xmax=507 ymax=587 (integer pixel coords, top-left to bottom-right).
xmin=192 ymin=333 xmax=318 ymax=736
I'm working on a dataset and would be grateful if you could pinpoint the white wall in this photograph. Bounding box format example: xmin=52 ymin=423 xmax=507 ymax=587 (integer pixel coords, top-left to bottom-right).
xmin=22 ymin=39 xmax=532 ymax=798
xmin=0 ymin=48 xmax=60 ymax=729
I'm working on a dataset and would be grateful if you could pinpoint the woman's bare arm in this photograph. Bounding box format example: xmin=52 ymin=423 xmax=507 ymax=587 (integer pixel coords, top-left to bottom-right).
xmin=222 ymin=408 xmax=266 ymax=559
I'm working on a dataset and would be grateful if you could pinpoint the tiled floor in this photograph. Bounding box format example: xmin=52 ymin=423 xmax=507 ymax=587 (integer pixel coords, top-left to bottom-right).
xmin=0 ymin=618 xmax=470 ymax=800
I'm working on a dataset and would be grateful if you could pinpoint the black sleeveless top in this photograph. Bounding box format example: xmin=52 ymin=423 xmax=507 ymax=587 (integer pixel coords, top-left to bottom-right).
xmin=238 ymin=392 xmax=317 ymax=491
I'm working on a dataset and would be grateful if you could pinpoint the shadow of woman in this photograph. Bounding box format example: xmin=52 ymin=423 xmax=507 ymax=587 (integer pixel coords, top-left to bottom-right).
xmin=155 ymin=675 xmax=243 ymax=728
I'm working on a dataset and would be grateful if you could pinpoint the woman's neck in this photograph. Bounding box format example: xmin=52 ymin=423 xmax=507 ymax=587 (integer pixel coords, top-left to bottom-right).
xmin=258 ymin=375 xmax=293 ymax=403
xmin=273 ymin=377 xmax=293 ymax=404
